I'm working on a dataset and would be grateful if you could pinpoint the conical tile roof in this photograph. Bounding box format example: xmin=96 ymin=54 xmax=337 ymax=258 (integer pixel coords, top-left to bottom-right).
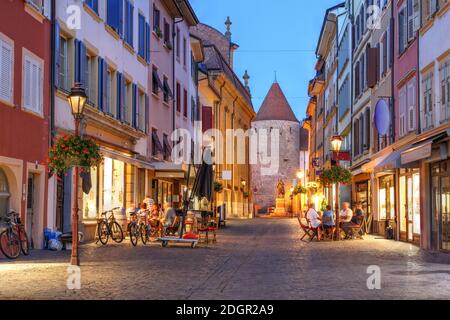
xmin=254 ymin=82 xmax=298 ymax=122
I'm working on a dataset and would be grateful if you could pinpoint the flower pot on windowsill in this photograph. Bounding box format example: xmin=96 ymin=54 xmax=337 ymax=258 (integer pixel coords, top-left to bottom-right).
xmin=164 ymin=42 xmax=173 ymax=51
xmin=154 ymin=27 xmax=163 ymax=39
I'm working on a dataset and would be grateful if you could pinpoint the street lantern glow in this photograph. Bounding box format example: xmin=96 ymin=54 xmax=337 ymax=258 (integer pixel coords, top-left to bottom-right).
xmin=297 ymin=171 xmax=304 ymax=180
xmin=68 ymin=83 xmax=87 ymax=119
xmin=241 ymin=179 xmax=247 ymax=187
xmin=331 ymin=135 xmax=343 ymax=153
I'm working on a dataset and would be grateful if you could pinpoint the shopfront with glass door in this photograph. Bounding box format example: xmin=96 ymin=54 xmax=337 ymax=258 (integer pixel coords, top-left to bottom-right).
xmin=399 ymin=169 xmax=421 ymax=243
xmin=431 ymin=160 xmax=450 ymax=252
xmin=377 ymin=174 xmax=395 ymax=236
xmin=152 ymin=179 xmax=173 ymax=206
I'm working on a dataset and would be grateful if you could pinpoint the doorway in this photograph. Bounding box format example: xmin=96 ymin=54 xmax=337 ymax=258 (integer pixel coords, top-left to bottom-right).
xmin=0 ymin=168 xmax=10 ymax=220
xmin=431 ymin=161 xmax=450 ymax=252
xmin=27 ymin=174 xmax=35 ymax=248
xmin=399 ymin=170 xmax=421 ymax=243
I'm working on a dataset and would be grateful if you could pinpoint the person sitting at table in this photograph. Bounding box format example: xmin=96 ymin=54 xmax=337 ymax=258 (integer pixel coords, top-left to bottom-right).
xmin=322 ymin=205 xmax=335 ymax=228
xmin=161 ymin=202 xmax=177 ymax=235
xmin=352 ymin=202 xmax=365 ymax=224
xmin=306 ymin=203 xmax=322 ymax=241
xmin=340 ymin=202 xmax=354 ymax=237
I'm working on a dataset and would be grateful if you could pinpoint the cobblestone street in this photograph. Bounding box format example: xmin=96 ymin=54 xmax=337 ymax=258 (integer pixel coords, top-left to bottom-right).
xmin=1 ymin=218 xmax=450 ymax=300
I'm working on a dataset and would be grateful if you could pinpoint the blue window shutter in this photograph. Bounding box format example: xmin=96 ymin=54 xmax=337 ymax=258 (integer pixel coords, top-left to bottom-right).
xmin=118 ymin=0 xmax=124 ymax=38
xmin=85 ymin=0 xmax=98 ymax=14
xmin=54 ymin=21 xmax=60 ymax=88
xmin=132 ymin=84 xmax=137 ymax=128
xmin=138 ymin=15 xmax=145 ymax=58
xmin=74 ymin=39 xmax=80 ymax=83
xmin=103 ymin=60 xmax=109 ymax=113
xmin=122 ymin=76 xmax=127 ymax=123
xmin=145 ymin=22 xmax=150 ymax=63
xmin=80 ymin=42 xmax=87 ymax=87
xmin=97 ymin=58 xmax=103 ymax=111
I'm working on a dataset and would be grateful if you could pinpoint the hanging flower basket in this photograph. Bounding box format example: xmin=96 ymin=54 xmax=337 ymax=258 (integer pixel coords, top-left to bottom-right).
xmin=214 ymin=181 xmax=224 ymax=193
xmin=48 ymin=134 xmax=103 ymax=176
xmin=243 ymin=191 xmax=250 ymax=199
xmin=293 ymin=186 xmax=307 ymax=195
xmin=319 ymin=166 xmax=352 ymax=187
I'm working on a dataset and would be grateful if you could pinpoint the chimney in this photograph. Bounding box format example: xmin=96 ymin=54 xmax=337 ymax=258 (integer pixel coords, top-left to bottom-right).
xmin=243 ymin=70 xmax=251 ymax=95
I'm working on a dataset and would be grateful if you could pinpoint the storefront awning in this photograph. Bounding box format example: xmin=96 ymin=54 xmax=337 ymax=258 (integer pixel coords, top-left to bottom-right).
xmin=100 ymin=148 xmax=155 ymax=170
xmin=401 ymin=141 xmax=433 ymax=165
xmin=362 ymin=146 xmax=413 ymax=173
xmin=152 ymin=162 xmax=197 ymax=180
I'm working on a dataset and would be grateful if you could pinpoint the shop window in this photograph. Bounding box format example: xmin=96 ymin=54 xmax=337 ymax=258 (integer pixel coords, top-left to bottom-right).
xmin=103 ymin=158 xmax=125 ymax=210
xmin=0 ymin=168 xmax=10 ymax=219
xmin=378 ymin=175 xmax=395 ymax=220
xmin=82 ymin=166 xmax=98 ymax=220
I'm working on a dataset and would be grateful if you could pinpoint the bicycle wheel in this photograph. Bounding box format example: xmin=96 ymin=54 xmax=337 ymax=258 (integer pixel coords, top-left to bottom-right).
xmin=19 ymin=228 xmax=30 ymax=256
xmin=129 ymin=223 xmax=138 ymax=247
xmin=97 ymin=221 xmax=109 ymax=245
xmin=140 ymin=225 xmax=149 ymax=245
xmin=0 ymin=229 xmax=21 ymax=259
xmin=110 ymin=221 xmax=124 ymax=243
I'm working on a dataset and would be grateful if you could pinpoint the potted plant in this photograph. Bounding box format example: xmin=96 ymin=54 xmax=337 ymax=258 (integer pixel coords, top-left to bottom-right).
xmin=293 ymin=185 xmax=307 ymax=195
xmin=154 ymin=26 xmax=163 ymax=39
xmin=48 ymin=134 xmax=103 ymax=176
xmin=164 ymin=42 xmax=173 ymax=51
xmin=243 ymin=192 xmax=249 ymax=199
xmin=214 ymin=181 xmax=224 ymax=193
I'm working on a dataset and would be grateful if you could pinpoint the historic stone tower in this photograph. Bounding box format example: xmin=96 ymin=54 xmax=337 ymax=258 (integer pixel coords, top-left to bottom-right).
xmin=251 ymin=82 xmax=300 ymax=214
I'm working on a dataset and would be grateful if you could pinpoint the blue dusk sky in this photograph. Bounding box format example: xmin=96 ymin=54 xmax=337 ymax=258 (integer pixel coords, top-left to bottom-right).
xmin=190 ymin=0 xmax=341 ymax=121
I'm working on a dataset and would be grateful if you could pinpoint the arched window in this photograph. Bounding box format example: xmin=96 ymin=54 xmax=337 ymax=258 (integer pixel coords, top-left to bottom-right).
xmin=0 ymin=168 xmax=10 ymax=219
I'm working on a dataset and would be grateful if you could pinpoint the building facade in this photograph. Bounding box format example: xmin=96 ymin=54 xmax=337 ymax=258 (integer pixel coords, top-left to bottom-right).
xmin=0 ymin=0 xmax=52 ymax=249
xmin=193 ymin=20 xmax=255 ymax=219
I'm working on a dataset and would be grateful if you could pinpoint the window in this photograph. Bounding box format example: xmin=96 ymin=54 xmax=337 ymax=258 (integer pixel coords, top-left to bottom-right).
xmin=163 ymin=76 xmax=172 ymax=103
xmin=441 ymin=60 xmax=450 ymax=122
xmin=84 ymin=0 xmax=99 ymax=14
xmin=163 ymin=133 xmax=171 ymax=161
xmin=85 ymin=53 xmax=97 ymax=105
xmin=399 ymin=8 xmax=407 ymax=54
xmin=107 ymin=0 xmax=124 ymax=37
xmin=82 ymin=166 xmax=98 ymax=219
xmin=176 ymin=28 xmax=180 ymax=59
xmin=399 ymin=87 xmax=407 ymax=137
xmin=183 ymin=89 xmax=188 ymax=118
xmin=23 ymin=52 xmax=43 ymax=115
xmin=183 ymin=37 xmax=187 ymax=66
xmin=124 ymin=78 xmax=132 ymax=124
xmin=153 ymin=5 xmax=161 ymax=33
xmin=26 ymin=0 xmax=45 ymax=13
xmin=107 ymin=68 xmax=115 ymax=115
xmin=136 ymin=90 xmax=146 ymax=131
xmin=0 ymin=168 xmax=10 ymax=220
xmin=407 ymin=80 xmax=416 ymax=132
xmin=354 ymin=119 xmax=360 ymax=156
xmin=97 ymin=57 xmax=108 ymax=112
xmin=0 ymin=36 xmax=13 ymax=104
xmin=163 ymin=19 xmax=171 ymax=46
xmin=124 ymin=0 xmax=134 ymax=47
xmin=364 ymin=109 xmax=370 ymax=150
xmin=423 ymin=73 xmax=434 ymax=129
xmin=152 ymin=129 xmax=164 ymax=157
xmin=152 ymin=66 xmax=162 ymax=95
xmin=138 ymin=13 xmax=146 ymax=58
xmin=59 ymin=36 xmax=69 ymax=91
xmin=103 ymin=158 xmax=125 ymax=210
xmin=176 ymin=82 xmax=181 ymax=112
xmin=338 ymin=76 xmax=350 ymax=119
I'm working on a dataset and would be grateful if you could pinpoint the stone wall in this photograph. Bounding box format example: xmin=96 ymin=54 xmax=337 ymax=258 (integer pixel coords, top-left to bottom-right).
xmin=251 ymin=120 xmax=300 ymax=213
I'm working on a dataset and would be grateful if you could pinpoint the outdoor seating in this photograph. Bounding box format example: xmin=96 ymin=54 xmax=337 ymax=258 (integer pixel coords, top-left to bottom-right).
xmin=345 ymin=216 xmax=365 ymax=239
xmin=321 ymin=216 xmax=335 ymax=241
xmin=297 ymin=216 xmax=318 ymax=242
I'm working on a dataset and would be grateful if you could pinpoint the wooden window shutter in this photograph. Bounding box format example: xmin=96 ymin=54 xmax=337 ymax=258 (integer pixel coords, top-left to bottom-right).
xmin=367 ymin=47 xmax=378 ymax=88
xmin=407 ymin=0 xmax=415 ymax=41
xmin=355 ymin=62 xmax=360 ymax=97
xmin=0 ymin=39 xmax=13 ymax=103
xmin=202 ymin=106 xmax=213 ymax=133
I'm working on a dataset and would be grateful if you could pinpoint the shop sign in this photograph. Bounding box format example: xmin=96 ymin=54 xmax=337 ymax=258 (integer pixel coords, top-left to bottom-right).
xmin=332 ymin=151 xmax=351 ymax=161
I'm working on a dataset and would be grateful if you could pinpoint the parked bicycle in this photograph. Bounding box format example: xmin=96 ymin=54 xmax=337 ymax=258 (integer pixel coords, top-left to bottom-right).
xmin=128 ymin=210 xmax=154 ymax=246
xmin=96 ymin=207 xmax=124 ymax=245
xmin=0 ymin=211 xmax=30 ymax=259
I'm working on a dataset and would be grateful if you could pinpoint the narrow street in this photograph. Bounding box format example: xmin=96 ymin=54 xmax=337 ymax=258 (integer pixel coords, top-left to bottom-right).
xmin=1 ymin=218 xmax=450 ymax=300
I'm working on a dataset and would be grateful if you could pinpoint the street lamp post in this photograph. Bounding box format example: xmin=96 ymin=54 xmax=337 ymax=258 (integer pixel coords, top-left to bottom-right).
xmin=67 ymin=83 xmax=87 ymax=266
xmin=331 ymin=135 xmax=343 ymax=241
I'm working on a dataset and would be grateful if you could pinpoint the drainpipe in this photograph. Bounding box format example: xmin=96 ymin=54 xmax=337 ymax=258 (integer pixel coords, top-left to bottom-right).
xmin=172 ymin=17 xmax=185 ymax=138
xmin=50 ymin=0 xmax=56 ymax=147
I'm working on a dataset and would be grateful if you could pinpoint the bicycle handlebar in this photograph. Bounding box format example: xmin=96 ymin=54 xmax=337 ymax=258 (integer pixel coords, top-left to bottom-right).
xmin=100 ymin=207 xmax=121 ymax=216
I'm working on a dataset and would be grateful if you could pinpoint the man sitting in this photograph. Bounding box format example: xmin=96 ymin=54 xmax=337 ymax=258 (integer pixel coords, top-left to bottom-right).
xmin=306 ymin=203 xmax=322 ymax=241
xmin=340 ymin=202 xmax=354 ymax=238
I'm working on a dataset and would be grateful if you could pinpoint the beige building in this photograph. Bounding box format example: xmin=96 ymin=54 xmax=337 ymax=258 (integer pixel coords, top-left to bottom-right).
xmin=192 ymin=20 xmax=255 ymax=219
